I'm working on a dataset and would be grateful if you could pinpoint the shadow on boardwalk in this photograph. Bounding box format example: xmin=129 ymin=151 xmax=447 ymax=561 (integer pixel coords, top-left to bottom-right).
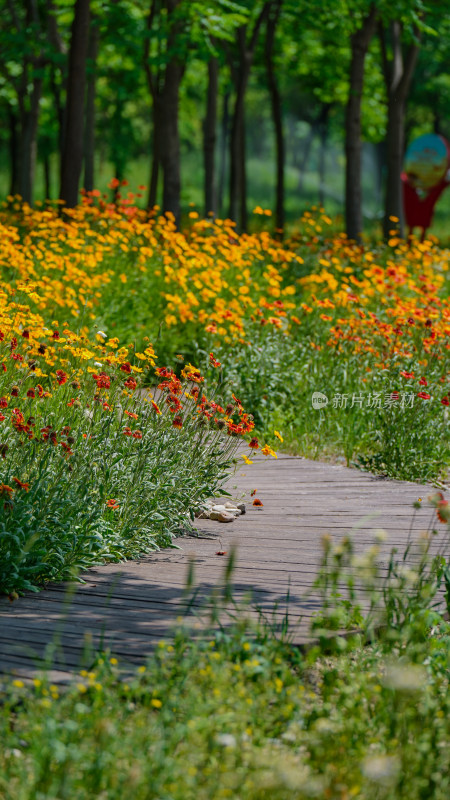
xmin=0 ymin=455 xmax=445 ymax=682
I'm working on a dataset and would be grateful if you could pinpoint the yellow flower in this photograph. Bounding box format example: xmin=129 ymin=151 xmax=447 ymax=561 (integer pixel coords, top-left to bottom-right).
xmin=273 ymin=430 xmax=283 ymax=442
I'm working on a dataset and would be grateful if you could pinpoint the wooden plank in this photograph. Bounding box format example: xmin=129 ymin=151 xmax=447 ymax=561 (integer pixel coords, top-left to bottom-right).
xmin=1 ymin=453 xmax=448 ymax=682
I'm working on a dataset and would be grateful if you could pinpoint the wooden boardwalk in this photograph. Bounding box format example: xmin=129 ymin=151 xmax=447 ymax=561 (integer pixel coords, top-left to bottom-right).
xmin=0 ymin=455 xmax=446 ymax=682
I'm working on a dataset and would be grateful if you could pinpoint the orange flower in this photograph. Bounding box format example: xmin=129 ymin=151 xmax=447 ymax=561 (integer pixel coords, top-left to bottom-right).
xmin=172 ymin=415 xmax=183 ymax=429
xmin=0 ymin=484 xmax=14 ymax=497
xmin=12 ymin=477 xmax=30 ymax=492
xmin=252 ymin=498 xmax=263 ymax=507
xmin=248 ymin=437 xmax=259 ymax=449
xmin=106 ymin=498 xmax=119 ymax=510
xmin=436 ymin=499 xmax=450 ymax=523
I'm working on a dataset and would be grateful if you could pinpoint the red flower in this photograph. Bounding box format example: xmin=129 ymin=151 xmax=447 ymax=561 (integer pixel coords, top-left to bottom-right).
xmin=22 ymin=330 xmax=30 ymax=339
xmin=36 ymin=384 xmax=44 ymax=397
xmin=0 ymin=484 xmax=14 ymax=497
xmin=93 ymin=372 xmax=111 ymax=389
xmin=441 ymin=397 xmax=449 ymax=406
xmin=253 ymin=498 xmax=263 ymax=507
xmin=209 ymin=353 xmax=221 ymax=368
xmin=400 ymin=371 xmax=414 ymax=379
xmin=124 ymin=378 xmax=137 ymax=390
xmin=120 ymin=362 xmax=132 ymax=373
xmin=26 ymin=389 xmax=35 ymax=398
xmin=249 ymin=437 xmax=259 ymax=449
xmin=0 ymin=397 xmax=8 ymax=408
xmin=106 ymin=498 xmax=119 ymax=509
xmin=12 ymin=477 xmax=30 ymax=492
xmin=132 ymin=430 xmax=143 ymax=439
xmin=155 ymin=367 xmax=174 ymax=378
xmin=11 ymin=387 xmax=19 ymax=398
xmin=11 ymin=353 xmax=23 ymax=362
xmin=417 ymin=392 xmax=431 ymax=400
xmin=418 ymin=377 xmax=427 ymax=386
xmin=125 ymin=410 xmax=138 ymax=419
xmin=52 ymin=330 xmax=60 ymax=340
xmin=10 ymin=338 xmax=17 ymax=351
xmin=56 ymin=370 xmax=67 ymax=385
xmin=172 ymin=415 xmax=183 ymax=429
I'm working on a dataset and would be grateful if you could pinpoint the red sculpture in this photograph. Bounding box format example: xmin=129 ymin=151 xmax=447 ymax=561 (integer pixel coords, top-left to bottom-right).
xmin=402 ymin=135 xmax=450 ymax=241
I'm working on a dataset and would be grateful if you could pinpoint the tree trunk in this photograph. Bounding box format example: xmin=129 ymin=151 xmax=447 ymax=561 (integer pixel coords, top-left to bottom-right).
xmin=318 ymin=104 xmax=330 ymax=207
xmin=266 ymin=0 xmax=284 ymax=233
xmin=60 ymin=0 xmax=91 ymax=207
xmin=43 ymin=155 xmax=51 ymax=200
xmin=218 ymin=90 xmax=230 ymax=216
xmin=18 ymin=76 xmax=43 ymax=204
xmin=148 ymin=103 xmax=161 ymax=210
xmin=204 ymin=56 xmax=218 ymax=217
xmin=228 ymin=5 xmax=271 ymax=229
xmin=159 ymin=62 xmax=183 ymax=225
xmin=298 ymin=123 xmax=315 ymax=193
xmin=84 ymin=21 xmax=99 ymax=192
xmin=345 ymin=4 xmax=377 ymax=241
xmin=239 ymin=107 xmax=247 ymax=232
xmin=8 ymin=109 xmax=20 ymax=196
xmin=229 ymin=67 xmax=248 ymax=226
xmin=381 ymin=22 xmax=420 ymax=238
xmin=384 ymin=98 xmax=405 ymax=236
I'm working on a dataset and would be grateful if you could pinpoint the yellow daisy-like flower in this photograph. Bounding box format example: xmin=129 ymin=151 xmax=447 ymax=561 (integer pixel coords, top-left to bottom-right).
xmin=273 ymin=430 xmax=283 ymax=442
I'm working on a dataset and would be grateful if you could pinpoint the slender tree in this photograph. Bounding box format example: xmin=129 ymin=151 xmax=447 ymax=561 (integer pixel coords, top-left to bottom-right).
xmin=344 ymin=2 xmax=377 ymax=241
xmin=204 ymin=55 xmax=219 ymax=216
xmin=0 ymin=0 xmax=48 ymax=203
xmin=379 ymin=20 xmax=421 ymax=238
xmin=227 ymin=1 xmax=272 ymax=231
xmin=60 ymin=0 xmax=90 ymax=207
xmin=265 ymin=0 xmax=284 ymax=232
xmin=84 ymin=18 xmax=100 ymax=192
xmin=144 ymin=0 xmax=186 ymax=224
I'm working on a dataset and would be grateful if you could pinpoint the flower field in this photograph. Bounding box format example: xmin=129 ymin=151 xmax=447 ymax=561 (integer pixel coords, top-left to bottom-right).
xmin=0 ymin=191 xmax=449 ymax=592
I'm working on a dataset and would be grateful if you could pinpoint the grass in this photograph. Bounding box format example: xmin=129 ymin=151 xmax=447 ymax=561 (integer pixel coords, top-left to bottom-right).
xmin=1 ymin=517 xmax=449 ymax=800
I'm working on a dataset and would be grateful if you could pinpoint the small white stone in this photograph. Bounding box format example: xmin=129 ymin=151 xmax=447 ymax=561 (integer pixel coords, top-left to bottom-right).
xmin=210 ymin=511 xmax=234 ymax=522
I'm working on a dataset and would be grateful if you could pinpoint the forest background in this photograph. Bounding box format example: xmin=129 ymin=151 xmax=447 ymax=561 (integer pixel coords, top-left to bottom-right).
xmin=1 ymin=0 xmax=450 ymax=241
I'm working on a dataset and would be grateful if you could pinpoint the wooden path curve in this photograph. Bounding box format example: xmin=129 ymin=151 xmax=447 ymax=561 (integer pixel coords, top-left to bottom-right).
xmin=0 ymin=455 xmax=446 ymax=682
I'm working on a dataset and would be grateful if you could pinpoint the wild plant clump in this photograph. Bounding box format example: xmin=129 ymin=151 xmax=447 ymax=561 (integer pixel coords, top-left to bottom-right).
xmin=0 ymin=325 xmax=258 ymax=594
xmin=1 ymin=512 xmax=449 ymax=800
